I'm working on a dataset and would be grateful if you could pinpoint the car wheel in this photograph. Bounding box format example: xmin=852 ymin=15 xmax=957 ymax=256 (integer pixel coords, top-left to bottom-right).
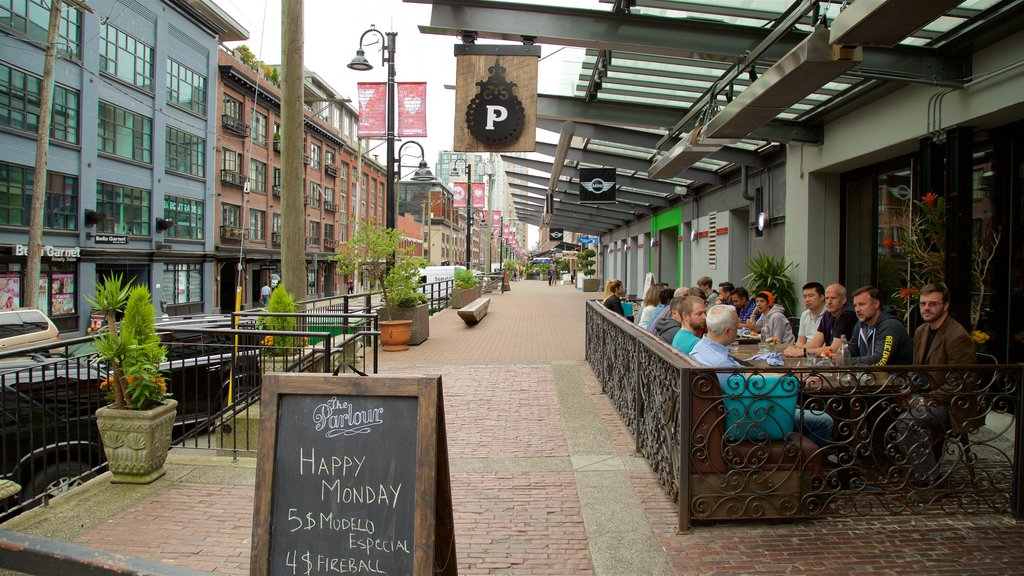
xmin=27 ymin=461 xmax=96 ymax=503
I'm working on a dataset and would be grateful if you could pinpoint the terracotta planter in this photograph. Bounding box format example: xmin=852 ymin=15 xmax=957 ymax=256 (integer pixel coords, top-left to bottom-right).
xmin=96 ymin=399 xmax=177 ymax=485
xmin=380 ymin=319 xmax=413 ymax=351
xmin=385 ymin=304 xmax=429 ymax=345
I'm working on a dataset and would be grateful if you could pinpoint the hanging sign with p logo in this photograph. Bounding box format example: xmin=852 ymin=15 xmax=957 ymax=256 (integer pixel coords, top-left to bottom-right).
xmin=454 ymin=45 xmax=540 ymax=152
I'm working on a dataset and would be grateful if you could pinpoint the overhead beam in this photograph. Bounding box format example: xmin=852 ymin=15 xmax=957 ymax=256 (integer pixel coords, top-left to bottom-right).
xmin=416 ymin=0 xmax=966 ymax=86
xmin=513 ymin=193 xmax=633 ymax=226
xmin=534 ymin=142 xmax=719 ymax=185
xmin=537 ymin=94 xmax=821 ymax=143
xmin=511 ymin=183 xmax=643 ymax=218
xmin=504 ymin=155 xmax=676 ymax=203
xmin=508 ymin=171 xmax=657 ymax=211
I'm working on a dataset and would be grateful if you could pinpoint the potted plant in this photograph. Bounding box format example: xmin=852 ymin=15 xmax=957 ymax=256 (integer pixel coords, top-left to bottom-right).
xmin=333 ymin=221 xmax=428 ymax=350
xmin=450 ymin=268 xmax=481 ymax=309
xmin=743 ymin=254 xmax=798 ymax=318
xmin=578 ymin=248 xmax=600 ymax=292
xmin=88 ymin=275 xmax=176 ymax=484
xmin=257 ymin=285 xmax=303 ymax=369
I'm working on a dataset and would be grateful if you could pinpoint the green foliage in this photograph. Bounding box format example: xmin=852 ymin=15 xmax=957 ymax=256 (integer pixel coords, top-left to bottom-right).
xmin=577 ymin=249 xmax=596 ymax=276
xmin=557 ymin=258 xmax=570 ymax=273
xmin=743 ymin=254 xmax=798 ymax=316
xmin=453 ymin=268 xmax=480 ymax=289
xmin=90 ymin=279 xmax=168 ymax=410
xmin=333 ymin=221 xmax=425 ymax=321
xmin=235 ymin=44 xmax=256 ymax=66
xmin=262 ymin=64 xmax=280 ymax=85
xmin=262 ymin=285 xmax=299 ymax=356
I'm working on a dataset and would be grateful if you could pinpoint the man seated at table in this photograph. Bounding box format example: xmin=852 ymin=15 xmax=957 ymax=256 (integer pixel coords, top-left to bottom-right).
xmin=743 ymin=291 xmax=795 ymax=344
xmin=697 ymin=275 xmax=717 ymax=307
xmin=795 ymin=282 xmax=826 ymax=347
xmin=732 ymin=287 xmax=757 ymax=324
xmin=897 ymin=283 xmax=977 ymax=486
xmin=653 ymin=296 xmax=685 ymax=345
xmin=784 ymin=283 xmax=857 ymax=358
xmin=716 ymin=282 xmax=735 ymax=306
xmin=691 ymin=305 xmax=833 ymax=447
xmin=847 ymin=286 xmax=913 ymax=366
xmin=671 ymin=296 xmax=707 ymax=354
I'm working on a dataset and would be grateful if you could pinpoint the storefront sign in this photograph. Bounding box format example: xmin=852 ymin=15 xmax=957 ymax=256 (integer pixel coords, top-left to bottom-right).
xmin=93 ymin=234 xmax=128 ymax=245
xmin=454 ymin=45 xmax=539 ymax=152
xmin=14 ymin=244 xmax=81 ymax=262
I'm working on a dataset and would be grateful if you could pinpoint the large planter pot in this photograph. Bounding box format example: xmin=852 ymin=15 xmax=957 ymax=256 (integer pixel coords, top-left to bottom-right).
xmin=385 ymin=304 xmax=429 ymax=345
xmin=96 ymin=399 xmax=177 ymax=485
xmin=380 ymin=319 xmax=413 ymax=352
xmin=582 ymin=278 xmax=602 ymax=292
xmin=450 ymin=285 xmax=482 ymax=309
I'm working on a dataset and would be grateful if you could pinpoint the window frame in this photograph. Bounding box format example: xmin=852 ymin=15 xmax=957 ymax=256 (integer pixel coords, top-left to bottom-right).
xmin=166 ymin=58 xmax=207 ymax=116
xmin=99 ymin=22 xmax=154 ymax=91
xmin=163 ymin=195 xmax=204 ymax=240
xmin=96 ymin=181 xmax=151 ymax=236
xmin=165 ymin=126 xmax=205 ymax=178
xmin=97 ymin=100 xmax=152 ymax=163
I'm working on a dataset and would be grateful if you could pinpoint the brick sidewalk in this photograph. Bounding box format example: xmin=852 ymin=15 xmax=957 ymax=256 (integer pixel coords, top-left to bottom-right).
xmin=6 ymin=280 xmax=1024 ymax=575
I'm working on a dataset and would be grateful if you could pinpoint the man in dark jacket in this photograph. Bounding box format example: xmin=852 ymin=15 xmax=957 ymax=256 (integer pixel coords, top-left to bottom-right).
xmin=847 ymin=285 xmax=912 ymax=366
xmin=653 ymin=296 xmax=683 ymax=345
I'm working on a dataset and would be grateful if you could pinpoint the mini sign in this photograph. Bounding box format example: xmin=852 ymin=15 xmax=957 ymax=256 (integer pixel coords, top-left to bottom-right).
xmin=93 ymin=234 xmax=128 ymax=245
xmin=454 ymin=45 xmax=539 ymax=152
xmin=578 ymin=168 xmax=618 ymax=204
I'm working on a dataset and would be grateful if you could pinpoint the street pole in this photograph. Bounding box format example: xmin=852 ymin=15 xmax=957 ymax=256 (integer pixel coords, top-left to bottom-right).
xmin=384 ymin=31 xmax=397 ymax=230
xmin=281 ymin=0 xmax=305 ymax=298
xmin=464 ymin=162 xmax=472 ymax=269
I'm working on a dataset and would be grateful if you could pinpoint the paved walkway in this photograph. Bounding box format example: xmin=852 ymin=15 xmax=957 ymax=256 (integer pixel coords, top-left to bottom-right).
xmin=4 ymin=280 xmax=1024 ymax=575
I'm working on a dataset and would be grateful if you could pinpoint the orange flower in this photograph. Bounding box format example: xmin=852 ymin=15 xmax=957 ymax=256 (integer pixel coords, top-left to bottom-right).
xmin=262 ymin=335 xmax=274 ymax=346
xmin=881 ymin=237 xmax=896 ymax=248
xmin=820 ymin=348 xmax=833 ymax=357
xmin=922 ymin=192 xmax=939 ymax=206
xmin=898 ymin=287 xmax=919 ymax=300
xmin=159 ymin=384 xmax=167 ymax=392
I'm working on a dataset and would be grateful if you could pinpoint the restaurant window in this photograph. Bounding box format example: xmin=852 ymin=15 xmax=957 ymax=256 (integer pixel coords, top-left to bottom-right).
xmin=166 ymin=59 xmax=206 ymax=116
xmin=249 ymin=208 xmax=265 ymax=241
xmin=249 ymin=159 xmax=266 ymax=193
xmin=98 ymin=101 xmax=152 ymax=163
xmin=99 ymin=23 xmax=153 ymax=91
xmin=96 ymin=181 xmax=150 ymax=236
xmin=162 ymin=263 xmax=202 ymax=306
xmin=165 ymin=126 xmax=205 ymax=178
xmin=163 ymin=195 xmax=203 ymax=240
xmin=0 ymin=63 xmax=79 ymax=144
xmin=0 ymin=162 xmax=76 ymax=229
xmin=0 ymin=0 xmax=80 ymax=59
xmin=251 ymin=109 xmax=267 ymax=145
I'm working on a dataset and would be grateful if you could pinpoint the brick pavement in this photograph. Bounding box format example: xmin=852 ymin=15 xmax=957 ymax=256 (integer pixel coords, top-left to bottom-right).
xmin=5 ymin=280 xmax=1024 ymax=575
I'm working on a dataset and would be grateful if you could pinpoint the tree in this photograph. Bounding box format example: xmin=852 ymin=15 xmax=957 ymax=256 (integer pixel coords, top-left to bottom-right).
xmin=578 ymin=248 xmax=596 ymax=277
xmin=332 ymin=221 xmax=426 ymax=321
xmin=235 ymin=44 xmax=256 ymax=66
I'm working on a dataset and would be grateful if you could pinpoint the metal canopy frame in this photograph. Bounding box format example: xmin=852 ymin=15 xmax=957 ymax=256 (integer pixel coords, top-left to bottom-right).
xmin=410 ymin=0 xmax=1016 ymax=239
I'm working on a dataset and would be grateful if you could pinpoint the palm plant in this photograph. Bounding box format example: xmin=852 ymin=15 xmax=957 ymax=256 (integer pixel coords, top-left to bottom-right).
xmin=743 ymin=254 xmax=798 ymax=316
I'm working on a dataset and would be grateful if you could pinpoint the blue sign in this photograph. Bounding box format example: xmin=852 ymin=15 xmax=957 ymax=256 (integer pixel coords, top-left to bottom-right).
xmin=579 ymin=236 xmax=599 ymax=245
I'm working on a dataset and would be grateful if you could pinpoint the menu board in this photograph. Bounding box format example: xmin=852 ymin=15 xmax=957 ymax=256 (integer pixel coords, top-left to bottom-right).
xmin=251 ymin=374 xmax=457 ymax=576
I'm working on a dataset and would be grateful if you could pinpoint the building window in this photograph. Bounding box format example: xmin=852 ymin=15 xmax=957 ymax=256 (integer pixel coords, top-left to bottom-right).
xmin=162 ymin=263 xmax=202 ymax=305
xmin=325 ymin=150 xmax=335 ymax=166
xmin=221 ymin=149 xmax=243 ymax=186
xmin=222 ymin=203 xmax=241 ymax=227
xmin=163 ymin=195 xmax=204 ymax=240
xmin=325 ymin=223 xmax=334 ymax=241
xmin=99 ymin=23 xmax=153 ymax=91
xmin=308 ymin=220 xmax=320 ymax=245
xmin=324 ymin=186 xmax=334 ymax=203
xmin=0 ymin=162 xmax=77 ymax=229
xmin=0 ymin=63 xmax=79 ymax=144
xmin=310 ymin=143 xmax=320 ymax=169
xmin=166 ymin=59 xmax=207 ymax=116
xmin=249 ymin=208 xmax=265 ymax=241
xmin=250 ymin=110 xmax=267 ymax=145
xmin=0 ymin=0 xmax=80 ymax=59
xmin=309 ymin=182 xmax=321 ymax=208
xmin=249 ymin=159 xmax=266 ymax=193
xmin=98 ymin=101 xmax=152 ymax=163
xmin=165 ymin=126 xmax=205 ymax=178
xmin=96 ymin=181 xmax=150 ymax=235
xmin=273 ymin=167 xmax=281 ymax=187
xmin=223 ymin=95 xmax=242 ymax=121
xmin=272 ymin=213 xmax=281 ymax=234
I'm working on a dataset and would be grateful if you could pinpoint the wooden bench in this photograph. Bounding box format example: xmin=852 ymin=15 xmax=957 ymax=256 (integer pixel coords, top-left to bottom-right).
xmin=458 ymin=297 xmax=490 ymax=325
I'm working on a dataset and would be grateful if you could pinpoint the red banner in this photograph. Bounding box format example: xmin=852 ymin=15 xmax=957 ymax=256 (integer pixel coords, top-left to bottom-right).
xmin=452 ymin=182 xmax=468 ymax=208
xmin=490 ymin=210 xmax=501 ymax=228
xmin=357 ymin=82 xmax=386 ymax=138
xmin=471 ymin=182 xmax=486 ymax=209
xmin=397 ymin=82 xmax=427 ymax=137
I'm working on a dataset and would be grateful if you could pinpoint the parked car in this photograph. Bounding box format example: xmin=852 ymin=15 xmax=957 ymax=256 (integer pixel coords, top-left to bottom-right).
xmin=0 ymin=308 xmax=59 ymax=352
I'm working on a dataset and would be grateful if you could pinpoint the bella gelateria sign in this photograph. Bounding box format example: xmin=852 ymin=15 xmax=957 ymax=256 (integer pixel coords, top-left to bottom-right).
xmin=454 ymin=44 xmax=540 ymax=152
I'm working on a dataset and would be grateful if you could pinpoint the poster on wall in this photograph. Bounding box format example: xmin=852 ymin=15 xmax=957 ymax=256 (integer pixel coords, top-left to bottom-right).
xmin=0 ymin=274 xmax=20 ymax=310
xmin=50 ymin=273 xmax=76 ymax=316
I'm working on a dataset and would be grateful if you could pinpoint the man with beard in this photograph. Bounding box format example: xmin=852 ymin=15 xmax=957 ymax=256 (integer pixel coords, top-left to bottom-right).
xmin=671 ymin=296 xmax=707 ymax=354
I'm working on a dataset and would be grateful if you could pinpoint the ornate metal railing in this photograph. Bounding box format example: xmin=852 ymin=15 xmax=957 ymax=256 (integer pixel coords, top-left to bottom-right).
xmin=585 ymin=301 xmax=1023 ymax=531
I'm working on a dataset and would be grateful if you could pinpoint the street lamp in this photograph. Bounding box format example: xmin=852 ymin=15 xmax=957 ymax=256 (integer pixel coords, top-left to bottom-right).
xmin=348 ymin=25 xmax=397 ymax=230
xmin=397 ymin=141 xmax=434 ymax=260
xmin=451 ymin=158 xmax=476 ymax=270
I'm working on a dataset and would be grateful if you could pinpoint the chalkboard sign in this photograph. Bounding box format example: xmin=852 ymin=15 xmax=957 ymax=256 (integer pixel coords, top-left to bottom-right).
xmin=250 ymin=374 xmax=457 ymax=575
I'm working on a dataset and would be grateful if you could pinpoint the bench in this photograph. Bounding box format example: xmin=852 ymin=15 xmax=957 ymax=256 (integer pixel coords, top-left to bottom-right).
xmin=0 ymin=480 xmax=21 ymax=501
xmin=458 ymin=297 xmax=490 ymax=325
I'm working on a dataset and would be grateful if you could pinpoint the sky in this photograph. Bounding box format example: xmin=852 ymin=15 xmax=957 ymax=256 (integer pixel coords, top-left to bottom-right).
xmin=216 ymin=0 xmax=597 ymax=250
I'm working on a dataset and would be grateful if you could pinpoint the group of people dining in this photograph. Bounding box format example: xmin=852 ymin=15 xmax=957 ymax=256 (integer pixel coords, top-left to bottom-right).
xmin=602 ymin=275 xmax=980 ymax=487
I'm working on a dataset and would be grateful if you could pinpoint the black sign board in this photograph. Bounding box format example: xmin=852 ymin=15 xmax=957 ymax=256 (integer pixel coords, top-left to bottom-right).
xmin=578 ymin=167 xmax=617 ymax=204
xmin=251 ymin=374 xmax=457 ymax=576
xmin=548 ymin=228 xmax=564 ymax=242
xmin=93 ymin=234 xmax=128 ymax=245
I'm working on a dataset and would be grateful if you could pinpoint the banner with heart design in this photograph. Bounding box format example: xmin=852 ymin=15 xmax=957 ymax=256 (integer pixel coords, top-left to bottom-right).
xmin=452 ymin=182 xmax=468 ymax=208
xmin=398 ymin=82 xmax=427 ymax=137
xmin=356 ymin=82 xmax=386 ymax=138
xmin=471 ymin=182 xmax=486 ymax=209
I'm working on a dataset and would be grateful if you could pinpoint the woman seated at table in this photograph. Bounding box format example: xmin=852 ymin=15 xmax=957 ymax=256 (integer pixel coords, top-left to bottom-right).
xmin=603 ymin=279 xmax=631 ymax=320
xmin=743 ymin=291 xmax=795 ymax=344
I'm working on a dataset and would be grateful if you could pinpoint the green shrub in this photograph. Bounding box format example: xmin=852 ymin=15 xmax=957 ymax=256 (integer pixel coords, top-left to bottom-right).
xmin=454 ymin=268 xmax=480 ymax=289
xmin=743 ymin=254 xmax=798 ymax=316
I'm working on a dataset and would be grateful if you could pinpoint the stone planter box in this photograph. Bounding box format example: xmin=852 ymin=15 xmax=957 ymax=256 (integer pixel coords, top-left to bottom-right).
xmin=96 ymin=399 xmax=177 ymax=484
xmin=582 ymin=278 xmax=602 ymax=292
xmin=384 ymin=303 xmax=429 ymax=345
xmin=450 ymin=286 xmax=482 ymax=309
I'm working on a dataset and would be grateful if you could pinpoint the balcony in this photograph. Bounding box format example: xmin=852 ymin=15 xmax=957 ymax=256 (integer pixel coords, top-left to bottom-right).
xmin=273 ymin=139 xmax=281 ymax=153
xmin=221 ymin=115 xmax=249 ymax=138
xmin=324 ymin=165 xmax=338 ymax=178
xmin=302 ymin=195 xmax=310 ymax=206
xmin=272 ymin=185 xmax=281 ymax=197
xmin=305 ymin=236 xmax=321 ymax=247
xmin=272 ymin=231 xmax=281 ymax=246
xmin=323 ymin=239 xmax=337 ymax=250
xmin=323 ymin=201 xmax=337 ymax=212
xmin=220 ymin=225 xmax=244 ymax=241
xmin=220 ymin=170 xmax=247 ymax=188
xmin=303 ymin=153 xmax=311 ymax=166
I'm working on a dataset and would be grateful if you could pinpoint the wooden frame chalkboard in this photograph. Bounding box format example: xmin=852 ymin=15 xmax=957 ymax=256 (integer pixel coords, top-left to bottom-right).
xmin=250 ymin=373 xmax=457 ymax=575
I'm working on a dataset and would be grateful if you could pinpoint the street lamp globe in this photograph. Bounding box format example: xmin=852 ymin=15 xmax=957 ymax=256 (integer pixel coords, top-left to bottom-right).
xmin=347 ymin=49 xmax=372 ymax=71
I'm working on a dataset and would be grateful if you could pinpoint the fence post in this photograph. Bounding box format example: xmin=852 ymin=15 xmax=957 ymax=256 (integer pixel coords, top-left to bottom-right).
xmin=1014 ymin=365 xmax=1024 ymax=521
xmin=678 ymin=367 xmax=691 ymax=533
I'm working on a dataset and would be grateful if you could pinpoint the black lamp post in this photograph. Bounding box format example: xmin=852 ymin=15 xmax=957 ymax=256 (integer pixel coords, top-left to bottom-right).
xmin=348 ymin=25 xmax=397 ymax=230
xmin=451 ymin=158 xmax=473 ymax=269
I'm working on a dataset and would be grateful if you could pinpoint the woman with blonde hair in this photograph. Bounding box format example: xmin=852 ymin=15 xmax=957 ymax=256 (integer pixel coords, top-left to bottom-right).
xmin=635 ymin=284 xmax=661 ymax=326
xmin=603 ymin=279 xmax=627 ymax=318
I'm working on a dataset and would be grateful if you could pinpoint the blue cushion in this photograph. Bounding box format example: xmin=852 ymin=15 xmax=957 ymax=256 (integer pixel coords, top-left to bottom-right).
xmin=721 ymin=374 xmax=799 ymax=441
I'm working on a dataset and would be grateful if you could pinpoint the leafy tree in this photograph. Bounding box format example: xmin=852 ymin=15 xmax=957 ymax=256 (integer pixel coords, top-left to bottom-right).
xmin=333 ymin=221 xmax=426 ymax=321
xmin=578 ymin=248 xmax=596 ymax=277
xmin=234 ymin=44 xmax=256 ymax=66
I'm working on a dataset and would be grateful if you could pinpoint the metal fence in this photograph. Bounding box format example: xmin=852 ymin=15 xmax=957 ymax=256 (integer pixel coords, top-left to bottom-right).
xmin=298 ymin=279 xmax=454 ymax=316
xmin=0 ymin=309 xmax=379 ymax=521
xmin=584 ymin=301 xmax=1023 ymax=532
